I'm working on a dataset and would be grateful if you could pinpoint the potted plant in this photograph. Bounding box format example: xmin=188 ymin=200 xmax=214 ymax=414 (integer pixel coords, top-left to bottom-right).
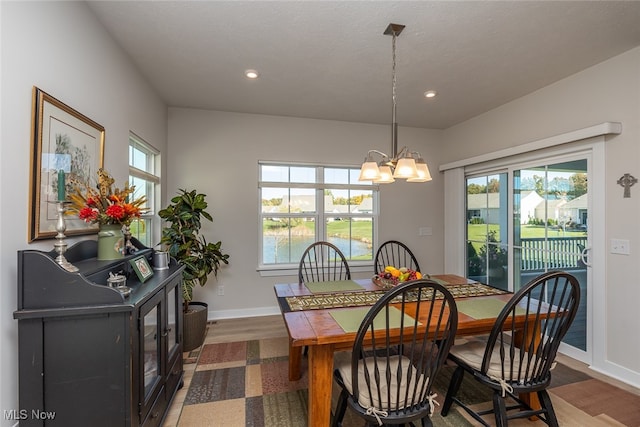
xmin=159 ymin=189 xmax=229 ymax=351
xmin=478 ymin=230 xmax=508 ymax=279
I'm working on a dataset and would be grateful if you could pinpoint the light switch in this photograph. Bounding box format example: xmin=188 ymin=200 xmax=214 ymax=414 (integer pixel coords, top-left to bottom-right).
xmin=418 ymin=227 xmax=432 ymax=236
xmin=610 ymin=239 xmax=630 ymax=255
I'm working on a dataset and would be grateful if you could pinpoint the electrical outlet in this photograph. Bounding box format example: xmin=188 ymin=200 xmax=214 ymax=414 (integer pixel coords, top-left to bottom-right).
xmin=217 ymin=285 xmax=225 ymax=296
xmin=610 ymin=239 xmax=630 ymax=255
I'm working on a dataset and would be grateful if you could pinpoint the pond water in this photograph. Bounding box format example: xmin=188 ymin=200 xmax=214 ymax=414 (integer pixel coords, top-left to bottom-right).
xmin=263 ymin=236 xmax=371 ymax=264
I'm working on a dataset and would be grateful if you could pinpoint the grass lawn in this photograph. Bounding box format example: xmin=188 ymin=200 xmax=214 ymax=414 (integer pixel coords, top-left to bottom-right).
xmin=326 ymin=220 xmax=372 ymax=241
xmin=264 ymin=219 xmax=372 ymax=241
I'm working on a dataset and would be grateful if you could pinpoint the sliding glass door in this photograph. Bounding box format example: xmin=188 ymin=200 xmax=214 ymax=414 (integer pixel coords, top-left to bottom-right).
xmin=466 ymin=153 xmax=591 ymax=359
xmin=466 ymin=173 xmax=509 ymax=290
xmin=514 ymin=158 xmax=588 ymax=353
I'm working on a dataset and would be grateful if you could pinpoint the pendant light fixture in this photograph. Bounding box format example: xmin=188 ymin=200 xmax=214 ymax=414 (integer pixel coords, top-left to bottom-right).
xmin=358 ymin=23 xmax=432 ymax=184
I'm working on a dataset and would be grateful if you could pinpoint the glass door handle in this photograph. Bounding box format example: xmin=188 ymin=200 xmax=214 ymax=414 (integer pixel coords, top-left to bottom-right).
xmin=581 ymin=246 xmax=591 ymax=267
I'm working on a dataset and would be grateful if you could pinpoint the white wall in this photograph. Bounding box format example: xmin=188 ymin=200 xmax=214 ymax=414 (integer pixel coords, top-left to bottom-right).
xmin=0 ymin=2 xmax=167 ymax=424
xmin=166 ymin=108 xmax=444 ymax=318
xmin=441 ymin=47 xmax=640 ymax=384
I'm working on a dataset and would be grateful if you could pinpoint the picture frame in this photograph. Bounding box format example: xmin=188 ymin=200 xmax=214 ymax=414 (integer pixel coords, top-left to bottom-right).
xmin=28 ymin=87 xmax=105 ymax=242
xmin=130 ymin=256 xmax=154 ymax=283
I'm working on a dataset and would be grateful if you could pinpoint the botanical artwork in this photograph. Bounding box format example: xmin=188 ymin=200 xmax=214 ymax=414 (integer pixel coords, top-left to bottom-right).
xmin=53 ymin=132 xmax=94 ymax=197
xmin=29 ymin=87 xmax=105 ymax=241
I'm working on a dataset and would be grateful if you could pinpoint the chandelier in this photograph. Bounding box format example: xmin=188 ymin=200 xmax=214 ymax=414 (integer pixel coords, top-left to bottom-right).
xmin=358 ymin=23 xmax=432 ymax=184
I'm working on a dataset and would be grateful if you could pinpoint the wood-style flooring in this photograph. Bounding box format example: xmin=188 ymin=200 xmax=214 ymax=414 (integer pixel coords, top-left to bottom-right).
xmin=163 ymin=315 xmax=640 ymax=427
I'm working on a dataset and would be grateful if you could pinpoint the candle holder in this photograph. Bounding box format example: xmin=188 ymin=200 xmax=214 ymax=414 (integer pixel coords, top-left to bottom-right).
xmin=51 ymin=201 xmax=79 ymax=272
xmin=121 ymin=223 xmax=137 ymax=255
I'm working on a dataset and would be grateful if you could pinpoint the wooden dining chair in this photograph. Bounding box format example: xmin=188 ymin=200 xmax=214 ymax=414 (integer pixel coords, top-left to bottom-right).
xmin=441 ymin=270 xmax=580 ymax=427
xmin=332 ymin=279 xmax=458 ymax=427
xmin=298 ymin=241 xmax=351 ymax=284
xmin=296 ymin=241 xmax=351 ymax=361
xmin=374 ymin=240 xmax=421 ymax=274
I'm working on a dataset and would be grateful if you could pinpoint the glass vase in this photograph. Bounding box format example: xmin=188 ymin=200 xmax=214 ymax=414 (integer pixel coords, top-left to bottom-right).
xmin=97 ymin=224 xmax=125 ymax=260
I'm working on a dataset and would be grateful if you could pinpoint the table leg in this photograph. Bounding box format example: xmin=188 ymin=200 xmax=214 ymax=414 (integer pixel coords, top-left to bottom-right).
xmin=289 ymin=341 xmax=302 ymax=381
xmin=307 ymin=344 xmax=335 ymax=427
xmin=514 ymin=325 xmax=542 ymax=419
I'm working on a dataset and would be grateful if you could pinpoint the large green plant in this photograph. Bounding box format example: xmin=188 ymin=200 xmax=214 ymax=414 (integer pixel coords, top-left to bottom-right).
xmin=159 ymin=189 xmax=229 ymax=310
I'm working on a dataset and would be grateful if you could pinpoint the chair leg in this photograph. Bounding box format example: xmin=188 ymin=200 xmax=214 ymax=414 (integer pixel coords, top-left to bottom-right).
xmin=492 ymin=391 xmax=508 ymax=427
xmin=420 ymin=416 xmax=433 ymax=427
xmin=441 ymin=366 xmax=465 ymax=416
xmin=538 ymin=390 xmax=560 ymax=427
xmin=331 ymin=389 xmax=348 ymax=427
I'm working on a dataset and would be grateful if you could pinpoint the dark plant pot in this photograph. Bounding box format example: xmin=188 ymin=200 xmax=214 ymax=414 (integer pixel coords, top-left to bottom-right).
xmin=183 ymin=301 xmax=208 ymax=352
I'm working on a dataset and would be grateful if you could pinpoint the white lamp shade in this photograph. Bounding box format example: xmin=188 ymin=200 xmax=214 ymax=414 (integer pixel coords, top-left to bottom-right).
xmin=393 ymin=157 xmax=418 ymax=179
xmin=374 ymin=165 xmax=395 ymax=183
xmin=408 ymin=161 xmax=432 ymax=182
xmin=358 ymin=161 xmax=380 ymax=181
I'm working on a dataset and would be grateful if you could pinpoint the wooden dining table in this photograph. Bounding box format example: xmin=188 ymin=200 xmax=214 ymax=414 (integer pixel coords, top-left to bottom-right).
xmin=274 ymin=274 xmax=534 ymax=427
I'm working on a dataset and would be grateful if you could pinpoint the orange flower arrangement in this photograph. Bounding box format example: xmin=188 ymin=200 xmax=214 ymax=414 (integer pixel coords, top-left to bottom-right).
xmin=69 ymin=168 xmax=148 ymax=226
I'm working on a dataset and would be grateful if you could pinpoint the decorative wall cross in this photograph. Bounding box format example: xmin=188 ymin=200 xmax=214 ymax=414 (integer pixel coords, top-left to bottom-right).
xmin=617 ymin=173 xmax=637 ymax=198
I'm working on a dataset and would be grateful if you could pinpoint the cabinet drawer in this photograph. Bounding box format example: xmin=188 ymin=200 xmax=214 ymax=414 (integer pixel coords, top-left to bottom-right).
xmin=142 ymin=386 xmax=167 ymax=427
xmin=165 ymin=356 xmax=184 ymax=401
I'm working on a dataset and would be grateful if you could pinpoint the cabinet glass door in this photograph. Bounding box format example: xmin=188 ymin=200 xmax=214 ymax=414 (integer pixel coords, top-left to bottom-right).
xmin=140 ymin=291 xmax=163 ymax=417
xmin=143 ymin=304 xmax=161 ymax=397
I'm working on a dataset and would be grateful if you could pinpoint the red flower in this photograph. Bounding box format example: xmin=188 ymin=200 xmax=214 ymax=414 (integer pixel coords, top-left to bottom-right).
xmin=105 ymin=204 xmax=126 ymax=220
xmin=78 ymin=207 xmax=99 ymax=223
xmin=86 ymin=197 xmax=98 ymax=207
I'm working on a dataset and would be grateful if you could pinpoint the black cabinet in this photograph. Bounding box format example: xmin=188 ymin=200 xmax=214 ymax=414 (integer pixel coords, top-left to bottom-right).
xmin=13 ymin=240 xmax=185 ymax=427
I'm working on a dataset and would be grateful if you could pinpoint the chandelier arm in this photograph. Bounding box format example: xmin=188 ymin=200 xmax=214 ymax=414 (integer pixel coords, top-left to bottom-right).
xmin=367 ymin=149 xmax=390 ymax=159
xmin=393 ymin=146 xmax=410 ymax=161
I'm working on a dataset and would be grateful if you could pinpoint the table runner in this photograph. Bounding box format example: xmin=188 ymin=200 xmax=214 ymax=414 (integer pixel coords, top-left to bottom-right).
xmin=283 ymin=282 xmax=507 ymax=312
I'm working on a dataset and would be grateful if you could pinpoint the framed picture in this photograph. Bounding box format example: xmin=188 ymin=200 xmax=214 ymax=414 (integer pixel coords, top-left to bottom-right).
xmin=28 ymin=87 xmax=105 ymax=241
xmin=130 ymin=256 xmax=154 ymax=283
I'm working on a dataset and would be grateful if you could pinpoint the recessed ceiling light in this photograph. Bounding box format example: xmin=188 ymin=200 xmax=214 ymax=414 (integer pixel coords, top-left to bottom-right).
xmin=424 ymin=90 xmax=437 ymax=98
xmin=245 ymin=69 xmax=259 ymax=79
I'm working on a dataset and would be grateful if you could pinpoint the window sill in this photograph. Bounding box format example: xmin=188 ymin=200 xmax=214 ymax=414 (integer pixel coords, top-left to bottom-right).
xmin=257 ymin=263 xmax=374 ymax=278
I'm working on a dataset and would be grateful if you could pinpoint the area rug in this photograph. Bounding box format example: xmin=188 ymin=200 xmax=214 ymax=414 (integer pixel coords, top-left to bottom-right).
xmin=177 ymin=337 xmax=640 ymax=427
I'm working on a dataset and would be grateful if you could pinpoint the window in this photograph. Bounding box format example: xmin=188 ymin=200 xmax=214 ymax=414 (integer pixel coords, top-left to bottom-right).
xmin=128 ymin=133 xmax=160 ymax=247
xmin=259 ymin=162 xmax=378 ymax=269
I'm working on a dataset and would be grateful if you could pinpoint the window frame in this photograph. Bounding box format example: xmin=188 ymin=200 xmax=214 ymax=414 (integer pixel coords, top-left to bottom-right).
xmin=128 ymin=132 xmax=160 ymax=248
xmin=258 ymin=161 xmax=379 ymax=276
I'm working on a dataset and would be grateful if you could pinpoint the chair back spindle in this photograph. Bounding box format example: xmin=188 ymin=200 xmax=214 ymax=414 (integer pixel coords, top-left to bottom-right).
xmin=298 ymin=241 xmax=351 ymax=284
xmin=375 ymin=240 xmax=421 ymax=274
xmin=333 ymin=279 xmax=458 ymax=426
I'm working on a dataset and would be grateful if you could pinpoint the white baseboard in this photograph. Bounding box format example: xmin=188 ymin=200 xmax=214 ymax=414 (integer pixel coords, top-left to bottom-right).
xmin=207 ymin=305 xmax=281 ymax=321
xmin=589 ymin=359 xmax=640 ymax=390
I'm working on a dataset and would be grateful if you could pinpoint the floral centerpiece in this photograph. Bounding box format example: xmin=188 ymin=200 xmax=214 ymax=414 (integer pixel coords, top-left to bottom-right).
xmin=69 ymin=168 xmax=147 ymax=226
xmin=68 ymin=168 xmax=147 ymax=259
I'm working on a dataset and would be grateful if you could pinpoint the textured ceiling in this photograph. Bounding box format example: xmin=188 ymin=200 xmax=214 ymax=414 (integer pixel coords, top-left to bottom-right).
xmin=87 ymin=1 xmax=640 ymax=130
